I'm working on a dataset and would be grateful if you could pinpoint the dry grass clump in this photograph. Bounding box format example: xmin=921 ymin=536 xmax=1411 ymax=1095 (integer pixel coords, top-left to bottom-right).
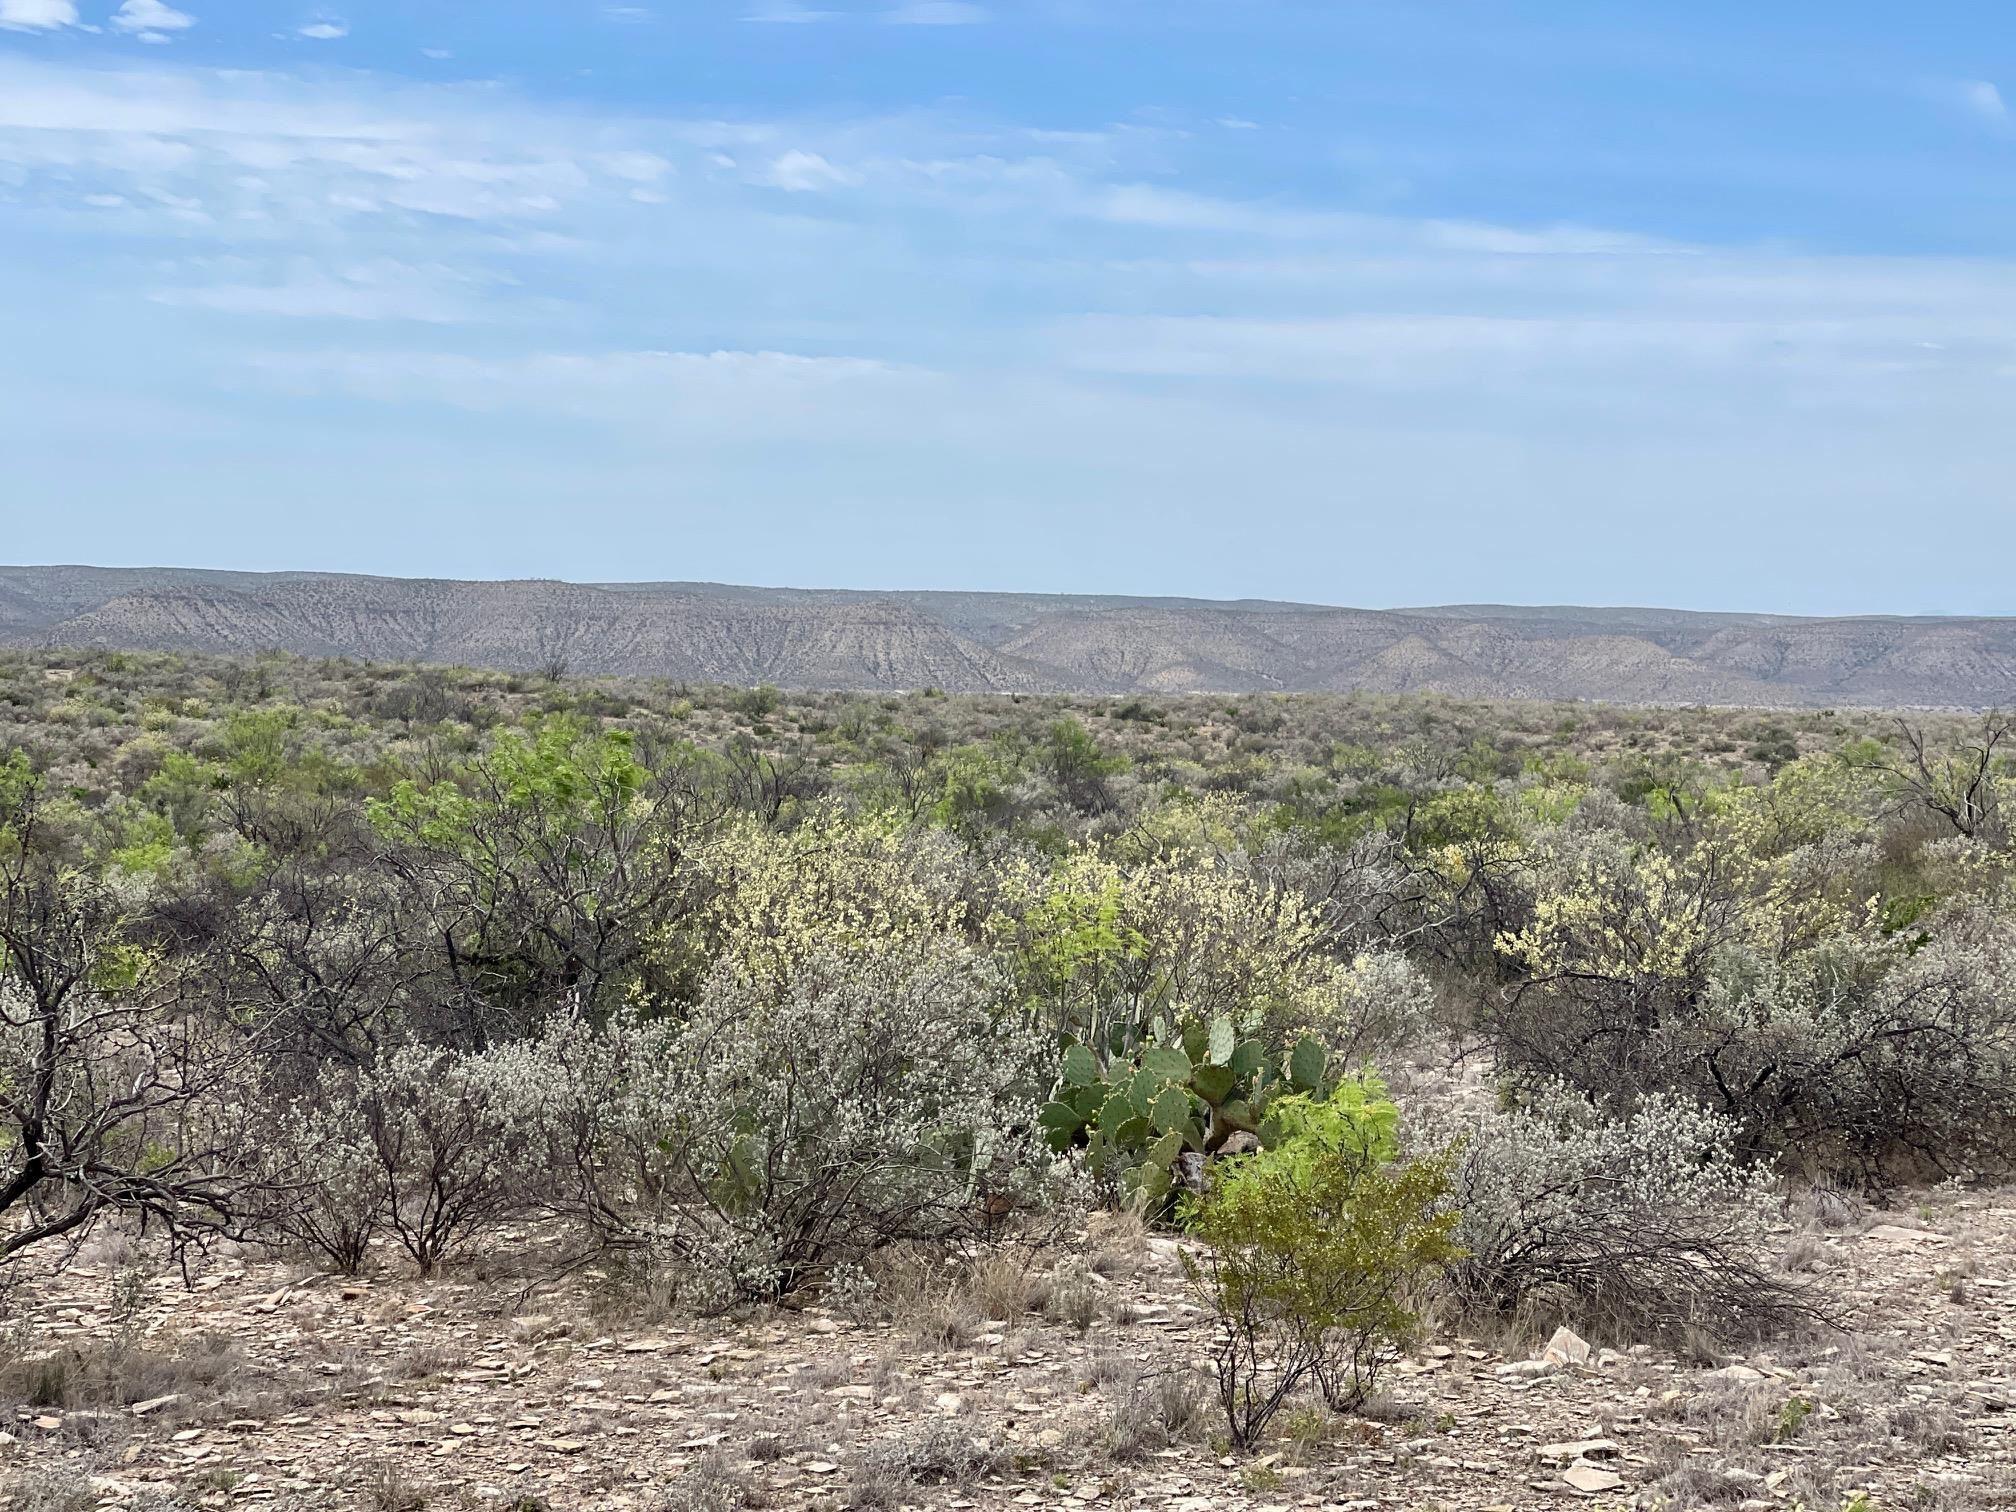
xmin=860 ymin=1239 xmax=1113 ymax=1348
xmin=1884 ymin=1397 xmax=1975 ymax=1455
xmin=846 ymin=1242 xmax=977 ymax=1349
xmin=1042 ymin=1256 xmax=1101 ymax=1332
xmin=658 ymin=1449 xmax=766 ymax=1512
xmin=1646 ymin=1456 xmax=1778 ymax=1508
xmin=1098 ymin=1359 xmax=1213 ymax=1461
xmin=1085 ymin=1209 xmax=1149 ymax=1279
xmin=365 ymin=1459 xmax=433 ymax=1512
xmin=0 ymin=1328 xmax=254 ymax=1420
xmin=966 ymin=1251 xmax=1042 ymax=1320
xmin=962 ymin=1248 xmax=1109 ymax=1332
xmin=846 ymin=1419 xmax=1005 ymax=1510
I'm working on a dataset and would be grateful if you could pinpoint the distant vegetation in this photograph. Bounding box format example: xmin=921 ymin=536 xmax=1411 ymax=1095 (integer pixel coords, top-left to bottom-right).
xmin=6 ymin=646 xmax=2016 ymax=1448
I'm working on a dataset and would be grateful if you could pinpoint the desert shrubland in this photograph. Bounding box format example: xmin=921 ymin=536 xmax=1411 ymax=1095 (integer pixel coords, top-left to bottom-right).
xmin=4 ymin=648 xmax=2016 ymax=1465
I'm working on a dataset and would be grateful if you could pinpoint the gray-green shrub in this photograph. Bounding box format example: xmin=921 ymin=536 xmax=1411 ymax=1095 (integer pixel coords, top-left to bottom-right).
xmin=1418 ymin=1084 xmax=1815 ymax=1342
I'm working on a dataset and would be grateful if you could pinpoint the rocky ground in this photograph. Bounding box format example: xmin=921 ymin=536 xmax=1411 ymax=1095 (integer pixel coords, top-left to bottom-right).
xmin=3 ymin=1190 xmax=2014 ymax=1512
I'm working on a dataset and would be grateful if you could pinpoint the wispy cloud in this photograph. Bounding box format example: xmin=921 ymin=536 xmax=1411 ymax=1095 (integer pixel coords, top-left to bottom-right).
xmin=756 ymin=148 xmax=862 ymax=192
xmin=1931 ymin=77 xmax=2009 ymax=127
xmin=112 ymin=0 xmax=196 ymax=43
xmin=881 ymin=1 xmax=986 ymax=23
xmin=1057 ymin=307 xmax=2003 ymax=396
xmin=0 ymin=56 xmax=660 ymax=225
xmin=253 ymin=348 xmax=927 ymax=435
xmin=151 ymin=259 xmax=498 ymax=323
xmin=297 ymin=17 xmax=347 ymax=40
xmin=1959 ymin=79 xmax=2008 ymax=122
xmin=4 ymin=50 xmax=2015 ymax=607
xmin=0 ymin=0 xmax=78 ymax=31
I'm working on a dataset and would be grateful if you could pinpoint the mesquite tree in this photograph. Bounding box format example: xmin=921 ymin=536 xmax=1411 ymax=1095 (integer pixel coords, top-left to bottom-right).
xmin=0 ymin=757 xmax=261 ymax=1262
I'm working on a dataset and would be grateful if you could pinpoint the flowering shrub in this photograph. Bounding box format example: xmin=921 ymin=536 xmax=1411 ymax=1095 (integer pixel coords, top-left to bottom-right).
xmin=1309 ymin=949 xmax=1436 ymax=1067
xmin=668 ymin=806 xmax=978 ymax=997
xmin=1702 ymin=903 xmax=2016 ymax=1181
xmin=993 ymin=849 xmax=1357 ymax=1052
xmin=258 ymin=1091 xmax=385 ymax=1275
xmin=1483 ymin=806 xmax=2016 ymax=1184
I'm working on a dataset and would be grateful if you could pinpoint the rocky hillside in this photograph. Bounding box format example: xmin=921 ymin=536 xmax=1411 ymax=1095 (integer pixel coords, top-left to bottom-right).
xmin=3 ymin=565 xmax=2013 ymax=706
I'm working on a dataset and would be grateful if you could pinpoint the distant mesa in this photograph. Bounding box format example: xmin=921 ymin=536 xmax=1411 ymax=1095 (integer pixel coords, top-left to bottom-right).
xmin=3 ymin=565 xmax=2013 ymax=708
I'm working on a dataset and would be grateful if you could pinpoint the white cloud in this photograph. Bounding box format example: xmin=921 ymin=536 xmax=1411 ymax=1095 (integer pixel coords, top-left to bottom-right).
xmin=3 ymin=49 xmax=2014 ymax=503
xmin=756 ymin=149 xmax=861 ymax=192
xmin=1955 ymin=79 xmax=2008 ymax=123
xmin=743 ymin=4 xmax=836 ymax=20
xmin=882 ymin=1 xmax=986 ymax=22
xmin=112 ymin=0 xmax=195 ymax=41
xmin=298 ymin=18 xmax=346 ymax=39
xmin=1052 ymin=251 xmax=2016 ymax=410
xmin=1061 ymin=312 xmax=1764 ymax=385
xmin=0 ymin=57 xmax=652 ymax=225
xmin=0 ymin=0 xmax=77 ymax=30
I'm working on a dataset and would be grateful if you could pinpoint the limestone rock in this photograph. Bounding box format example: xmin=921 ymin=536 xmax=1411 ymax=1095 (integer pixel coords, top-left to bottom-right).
xmin=1541 ymin=1326 xmax=1591 ymax=1368
xmin=1561 ymin=1463 xmax=1626 ymax=1494
xmin=1707 ymin=1364 xmax=1767 ymax=1383
xmin=1867 ymin=1224 xmax=1946 ymax=1244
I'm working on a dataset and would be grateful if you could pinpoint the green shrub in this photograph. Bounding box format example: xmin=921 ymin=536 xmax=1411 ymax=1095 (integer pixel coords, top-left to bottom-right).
xmin=1182 ymin=1081 xmax=1458 ymax=1450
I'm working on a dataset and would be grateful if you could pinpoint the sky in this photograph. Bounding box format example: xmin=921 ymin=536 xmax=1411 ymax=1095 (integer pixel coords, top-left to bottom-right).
xmin=1 ymin=3 xmax=2013 ymax=614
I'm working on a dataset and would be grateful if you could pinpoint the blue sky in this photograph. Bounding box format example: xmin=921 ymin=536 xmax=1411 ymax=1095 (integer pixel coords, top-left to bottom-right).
xmin=1 ymin=3 xmax=2013 ymax=613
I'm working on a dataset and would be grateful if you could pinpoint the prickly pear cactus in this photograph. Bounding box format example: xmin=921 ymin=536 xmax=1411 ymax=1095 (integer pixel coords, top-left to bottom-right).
xmin=1037 ymin=1018 xmax=1335 ymax=1210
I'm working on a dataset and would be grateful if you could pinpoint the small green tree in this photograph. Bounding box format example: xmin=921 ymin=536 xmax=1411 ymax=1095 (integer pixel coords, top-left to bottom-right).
xmin=363 ymin=716 xmax=709 ymax=1036
xmin=1043 ymin=718 xmax=1128 ymax=813
xmin=1183 ymin=1082 xmax=1457 ymax=1449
